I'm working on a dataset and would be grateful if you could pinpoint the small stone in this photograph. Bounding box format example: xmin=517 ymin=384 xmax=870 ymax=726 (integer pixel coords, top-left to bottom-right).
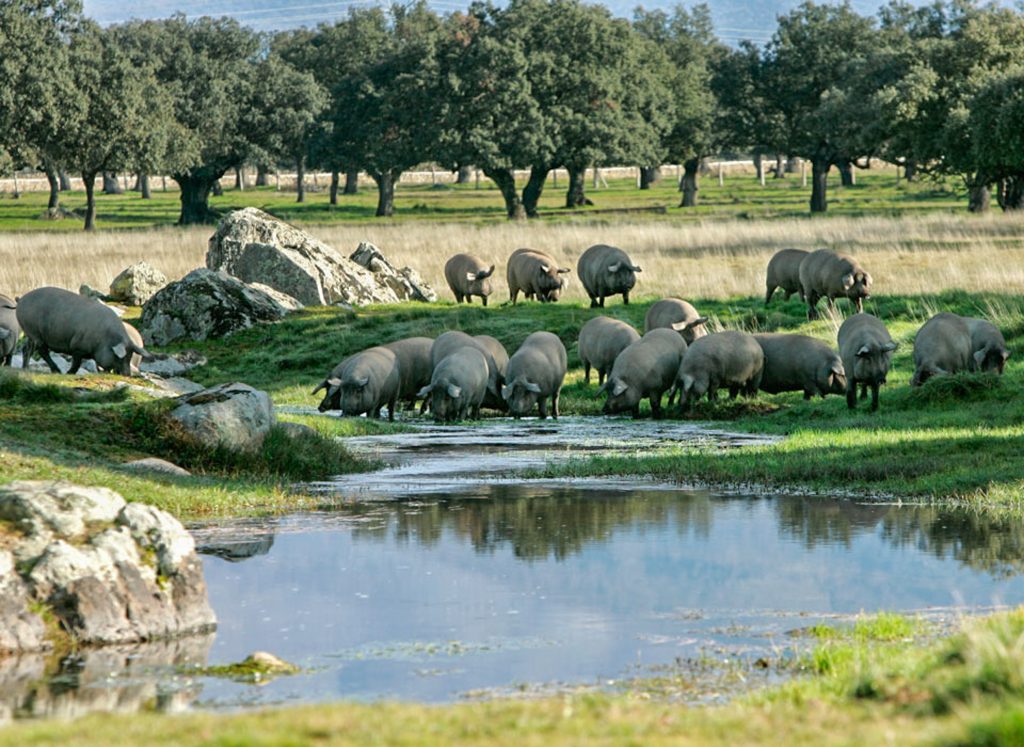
xmin=123 ymin=458 xmax=191 ymax=477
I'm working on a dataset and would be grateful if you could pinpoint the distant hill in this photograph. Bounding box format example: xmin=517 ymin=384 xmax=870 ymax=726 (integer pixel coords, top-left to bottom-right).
xmin=82 ymin=0 xmax=1003 ymax=42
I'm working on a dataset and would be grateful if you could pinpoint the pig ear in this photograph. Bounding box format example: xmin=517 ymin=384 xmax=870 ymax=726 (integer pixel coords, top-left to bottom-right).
xmin=501 ymin=384 xmax=512 ymax=400
xmin=557 ymin=267 xmax=571 ymax=274
xmin=1003 ymin=350 xmax=1011 ymax=360
xmin=681 ymin=374 xmax=695 ymax=392
xmin=112 ymin=343 xmax=127 ymax=359
xmin=417 ymin=384 xmax=432 ymax=398
xmin=353 ymin=376 xmax=369 ymax=388
xmin=480 ymin=264 xmax=495 ymax=279
xmin=863 ymin=272 xmax=873 ymax=286
xmin=607 ymin=262 xmax=622 ymax=273
xmin=831 ymin=364 xmax=845 ymax=377
xmin=631 ymin=264 xmax=642 ymax=273
xmin=611 ymin=380 xmax=629 ymax=396
xmin=524 ymin=381 xmax=542 ymax=394
xmin=311 ymin=380 xmax=328 ymax=395
xmin=446 ymin=383 xmax=462 ymax=399
xmin=670 ymin=320 xmax=690 ymax=332
xmin=692 ymin=317 xmax=709 ymax=327
xmin=856 ymin=345 xmax=871 ymax=357
xmin=0 ymin=329 xmax=9 ymax=340
xmin=882 ymin=342 xmax=898 ymax=352
xmin=841 ymin=273 xmax=855 ymax=290
xmin=466 ymin=272 xmax=477 ymax=282
xmin=974 ymin=349 xmax=986 ymax=367
xmin=540 ymin=264 xmax=550 ymax=273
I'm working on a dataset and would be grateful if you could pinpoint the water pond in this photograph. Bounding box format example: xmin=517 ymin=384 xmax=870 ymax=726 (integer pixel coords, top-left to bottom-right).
xmin=5 ymin=417 xmax=1024 ymax=720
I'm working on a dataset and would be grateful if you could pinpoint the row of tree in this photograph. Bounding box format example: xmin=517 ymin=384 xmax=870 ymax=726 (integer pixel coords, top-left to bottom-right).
xmin=2 ymin=0 xmax=1023 ymax=229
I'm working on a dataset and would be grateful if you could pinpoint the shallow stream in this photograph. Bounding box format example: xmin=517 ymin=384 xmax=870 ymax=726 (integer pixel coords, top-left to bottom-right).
xmin=5 ymin=416 xmax=1024 ymax=720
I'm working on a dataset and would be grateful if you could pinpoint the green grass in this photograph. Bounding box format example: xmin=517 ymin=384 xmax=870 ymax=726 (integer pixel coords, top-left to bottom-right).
xmin=0 ymin=369 xmax=375 ymax=517
xmin=0 ymin=169 xmax=966 ymax=231
xmin=6 ymin=609 xmax=1024 ymax=746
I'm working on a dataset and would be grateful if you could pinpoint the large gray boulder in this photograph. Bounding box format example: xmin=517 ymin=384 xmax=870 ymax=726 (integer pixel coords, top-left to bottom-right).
xmin=139 ymin=268 xmax=295 ymax=346
xmin=169 ymin=382 xmax=275 ymax=452
xmin=108 ymin=261 xmax=168 ymax=306
xmin=0 ymin=481 xmax=216 ymax=654
xmin=207 ymin=207 xmax=402 ymax=306
xmin=350 ymin=241 xmax=438 ymax=303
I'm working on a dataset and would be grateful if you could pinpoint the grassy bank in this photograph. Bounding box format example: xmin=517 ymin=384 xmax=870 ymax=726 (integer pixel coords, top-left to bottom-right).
xmin=0 ymin=370 xmax=378 ymax=517
xmin=5 ymin=608 xmax=1024 ymax=745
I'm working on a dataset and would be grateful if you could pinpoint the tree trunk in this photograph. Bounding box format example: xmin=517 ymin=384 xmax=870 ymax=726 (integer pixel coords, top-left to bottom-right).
xmin=255 ymin=165 xmax=269 ymax=187
xmin=45 ymin=167 xmax=60 ymax=211
xmin=130 ymin=173 xmax=141 ymax=191
xmin=455 ymin=165 xmax=472 ymax=184
xmin=373 ymin=170 xmax=397 ymax=217
xmin=998 ymin=177 xmax=1024 ymax=211
xmin=810 ymin=157 xmax=830 ymax=213
xmin=296 ymin=157 xmax=305 ymax=203
xmin=565 ymin=165 xmax=590 ymax=207
xmin=774 ymin=154 xmax=785 ymax=179
xmin=211 ymin=180 xmax=223 ymax=196
xmin=139 ymin=173 xmax=151 ymax=199
xmin=82 ymin=172 xmax=97 ymax=231
xmin=837 ymin=159 xmax=854 ymax=187
xmin=639 ymin=166 xmax=660 ymax=190
xmin=753 ymin=152 xmax=763 ymax=182
xmin=968 ymin=184 xmax=990 ymax=213
xmin=522 ymin=166 xmax=549 ymax=218
xmin=486 ymin=167 xmax=525 ymax=220
xmin=344 ymin=168 xmax=359 ymax=194
xmin=904 ymin=159 xmax=917 ymax=182
xmin=173 ymin=173 xmax=220 ymax=225
xmin=329 ymin=170 xmax=339 ymax=205
xmin=235 ymin=166 xmax=245 ymax=191
xmin=102 ymin=172 xmax=123 ymax=195
xmin=58 ymin=170 xmax=71 ymax=191
xmin=680 ymin=158 xmax=699 ymax=207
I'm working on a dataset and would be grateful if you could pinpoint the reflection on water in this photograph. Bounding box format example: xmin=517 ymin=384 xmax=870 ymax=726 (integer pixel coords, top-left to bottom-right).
xmin=5 ymin=416 xmax=1024 ymax=718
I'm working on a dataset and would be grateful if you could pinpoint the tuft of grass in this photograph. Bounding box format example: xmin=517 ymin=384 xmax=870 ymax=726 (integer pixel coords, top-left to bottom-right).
xmin=0 ymin=368 xmax=129 ymax=405
xmin=909 ymin=372 xmax=1003 ymax=404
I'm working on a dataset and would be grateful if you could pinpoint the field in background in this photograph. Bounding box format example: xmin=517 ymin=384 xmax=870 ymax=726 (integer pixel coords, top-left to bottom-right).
xmin=0 ymin=168 xmax=962 ymax=233
xmin=1 ymin=209 xmax=1022 ymax=300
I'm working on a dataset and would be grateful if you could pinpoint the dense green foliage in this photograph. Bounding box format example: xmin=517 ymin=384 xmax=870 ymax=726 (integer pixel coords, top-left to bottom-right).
xmin=2 ymin=0 xmax=1024 ymax=226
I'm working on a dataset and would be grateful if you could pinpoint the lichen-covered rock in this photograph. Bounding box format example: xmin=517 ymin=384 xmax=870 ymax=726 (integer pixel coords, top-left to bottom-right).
xmin=108 ymin=261 xmax=168 ymax=306
xmin=207 ymin=207 xmax=400 ymax=306
xmin=139 ymin=268 xmax=294 ymax=346
xmin=169 ymin=382 xmax=275 ymax=452
xmin=350 ymin=241 xmax=438 ymax=302
xmin=0 ymin=481 xmax=216 ymax=654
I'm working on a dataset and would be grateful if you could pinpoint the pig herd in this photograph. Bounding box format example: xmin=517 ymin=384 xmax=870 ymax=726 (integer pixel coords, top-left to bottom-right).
xmin=0 ymin=243 xmax=1010 ymax=422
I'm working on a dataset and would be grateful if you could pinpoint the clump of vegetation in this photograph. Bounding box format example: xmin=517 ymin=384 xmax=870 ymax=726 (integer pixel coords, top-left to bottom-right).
xmin=186 ymin=652 xmax=301 ymax=683
xmin=0 ymin=369 xmax=128 ymax=405
xmin=908 ymin=372 xmax=1003 ymax=404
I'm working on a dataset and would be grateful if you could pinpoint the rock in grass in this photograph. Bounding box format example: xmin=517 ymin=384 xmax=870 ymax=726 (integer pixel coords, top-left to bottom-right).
xmin=123 ymin=458 xmax=191 ymax=477
xmin=139 ymin=268 xmax=295 ymax=345
xmin=108 ymin=261 xmax=168 ymax=306
xmin=169 ymin=382 xmax=275 ymax=452
xmin=350 ymin=241 xmax=438 ymax=303
xmin=207 ymin=207 xmax=400 ymax=306
xmin=0 ymin=481 xmax=216 ymax=654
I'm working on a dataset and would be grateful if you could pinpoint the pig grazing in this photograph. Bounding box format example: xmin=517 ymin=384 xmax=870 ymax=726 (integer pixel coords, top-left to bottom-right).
xmin=799 ymin=249 xmax=873 ymax=320
xmin=671 ymin=331 xmax=764 ymax=410
xmin=502 ymin=331 xmax=568 ymax=419
xmin=578 ymin=316 xmax=641 ymax=386
xmin=0 ymin=294 xmax=19 ymax=366
xmin=911 ymin=313 xmax=973 ymax=387
xmin=430 ymin=331 xmax=503 ymax=404
xmin=506 ymin=248 xmax=571 ymax=304
xmin=603 ymin=328 xmax=688 ymax=419
xmin=643 ymin=298 xmax=709 ymax=344
xmin=417 ymin=347 xmax=489 ymax=422
xmin=765 ymin=249 xmax=809 ymax=304
xmin=837 ymin=313 xmax=897 ymax=411
xmin=965 ymin=317 xmax=1010 ymax=375
xmin=311 ymin=346 xmax=400 ymax=420
xmin=576 ymin=244 xmax=642 ymax=307
xmin=754 ymin=333 xmax=846 ymax=399
xmin=384 ymin=336 xmax=434 ymax=409
xmin=444 ymin=254 xmax=496 ymax=306
xmin=17 ymin=286 xmax=152 ymax=375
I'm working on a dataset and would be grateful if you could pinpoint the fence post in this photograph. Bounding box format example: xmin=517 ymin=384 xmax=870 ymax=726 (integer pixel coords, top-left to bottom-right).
xmin=718 ymin=161 xmax=724 ymax=187
xmin=801 ymin=160 xmax=807 ymax=188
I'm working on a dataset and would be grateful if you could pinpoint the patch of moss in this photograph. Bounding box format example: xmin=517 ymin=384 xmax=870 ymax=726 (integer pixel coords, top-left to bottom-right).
xmin=186 ymin=652 xmax=300 ymax=683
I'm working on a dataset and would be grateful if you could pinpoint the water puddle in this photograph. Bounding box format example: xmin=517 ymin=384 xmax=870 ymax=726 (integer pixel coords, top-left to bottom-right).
xmin=4 ymin=418 xmax=1024 ymax=720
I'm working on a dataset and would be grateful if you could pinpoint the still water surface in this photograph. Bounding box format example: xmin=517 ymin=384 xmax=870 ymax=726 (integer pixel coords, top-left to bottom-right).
xmin=5 ymin=417 xmax=1024 ymax=719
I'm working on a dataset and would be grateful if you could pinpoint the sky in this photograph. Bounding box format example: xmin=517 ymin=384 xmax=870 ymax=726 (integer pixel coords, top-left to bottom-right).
xmin=82 ymin=0 xmax=944 ymax=44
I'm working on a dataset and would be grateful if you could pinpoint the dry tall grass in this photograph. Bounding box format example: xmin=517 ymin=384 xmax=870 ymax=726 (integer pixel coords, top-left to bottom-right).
xmin=1 ymin=211 xmax=1023 ymax=302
